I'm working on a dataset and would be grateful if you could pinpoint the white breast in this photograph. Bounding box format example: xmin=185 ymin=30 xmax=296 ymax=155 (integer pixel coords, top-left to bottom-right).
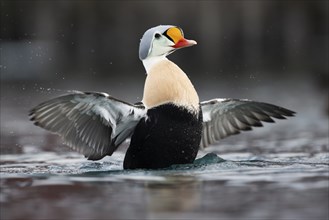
xmin=142 ymin=59 xmax=199 ymax=113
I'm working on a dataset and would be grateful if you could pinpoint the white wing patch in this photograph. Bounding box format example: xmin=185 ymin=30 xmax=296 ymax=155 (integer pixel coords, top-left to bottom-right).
xmin=201 ymin=98 xmax=228 ymax=122
xmin=94 ymin=106 xmax=111 ymax=122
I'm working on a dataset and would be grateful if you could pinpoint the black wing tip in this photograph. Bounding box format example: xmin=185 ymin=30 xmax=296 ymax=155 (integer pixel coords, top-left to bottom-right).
xmin=265 ymin=108 xmax=295 ymax=121
xmin=28 ymin=108 xmax=37 ymax=121
xmin=241 ymin=126 xmax=253 ymax=131
xmin=277 ymin=108 xmax=296 ymax=118
xmin=260 ymin=103 xmax=296 ymax=119
xmin=286 ymin=110 xmax=296 ymax=117
xmin=254 ymin=122 xmax=263 ymax=127
xmin=85 ymin=154 xmax=106 ymax=161
xmin=273 ymin=115 xmax=286 ymax=120
xmin=232 ymin=130 xmax=241 ymax=135
xmin=28 ymin=107 xmax=36 ymax=115
xmin=263 ymin=118 xmax=275 ymax=123
xmin=28 ymin=106 xmax=40 ymax=122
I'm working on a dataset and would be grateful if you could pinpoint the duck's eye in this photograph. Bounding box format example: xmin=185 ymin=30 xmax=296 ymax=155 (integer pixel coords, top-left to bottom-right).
xmin=154 ymin=33 xmax=161 ymax=39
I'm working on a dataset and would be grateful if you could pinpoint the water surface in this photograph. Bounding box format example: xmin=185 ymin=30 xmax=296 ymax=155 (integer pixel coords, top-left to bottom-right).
xmin=1 ymin=80 xmax=328 ymax=220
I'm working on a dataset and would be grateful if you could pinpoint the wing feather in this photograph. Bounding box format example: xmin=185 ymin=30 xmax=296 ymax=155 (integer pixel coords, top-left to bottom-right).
xmin=200 ymin=98 xmax=295 ymax=148
xmin=29 ymin=91 xmax=146 ymax=160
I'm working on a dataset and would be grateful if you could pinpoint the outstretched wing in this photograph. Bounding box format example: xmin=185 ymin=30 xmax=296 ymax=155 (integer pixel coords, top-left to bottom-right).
xmin=29 ymin=91 xmax=146 ymax=160
xmin=200 ymin=98 xmax=295 ymax=148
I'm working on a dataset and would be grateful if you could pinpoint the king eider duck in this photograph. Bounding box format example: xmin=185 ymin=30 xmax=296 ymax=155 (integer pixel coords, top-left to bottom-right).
xmin=29 ymin=25 xmax=295 ymax=169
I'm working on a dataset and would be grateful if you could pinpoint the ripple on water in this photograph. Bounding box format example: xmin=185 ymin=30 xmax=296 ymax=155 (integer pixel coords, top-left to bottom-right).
xmin=1 ymin=152 xmax=327 ymax=189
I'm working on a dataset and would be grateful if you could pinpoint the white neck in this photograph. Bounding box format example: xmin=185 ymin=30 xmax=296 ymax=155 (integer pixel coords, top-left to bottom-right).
xmin=142 ymin=56 xmax=168 ymax=73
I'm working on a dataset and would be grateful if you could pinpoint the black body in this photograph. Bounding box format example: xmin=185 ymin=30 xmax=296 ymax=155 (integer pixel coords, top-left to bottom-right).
xmin=123 ymin=104 xmax=203 ymax=169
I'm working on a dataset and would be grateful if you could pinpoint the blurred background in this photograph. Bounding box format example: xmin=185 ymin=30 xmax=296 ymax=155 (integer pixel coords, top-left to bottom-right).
xmin=1 ymin=2 xmax=328 ymax=220
xmin=1 ymin=0 xmax=328 ymax=144
xmin=1 ymin=1 xmax=328 ymax=84
xmin=1 ymin=0 xmax=328 ymax=135
xmin=1 ymin=0 xmax=328 ymax=149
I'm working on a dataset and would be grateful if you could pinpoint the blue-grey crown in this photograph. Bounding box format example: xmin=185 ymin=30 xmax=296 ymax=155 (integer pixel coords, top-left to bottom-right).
xmin=139 ymin=25 xmax=175 ymax=60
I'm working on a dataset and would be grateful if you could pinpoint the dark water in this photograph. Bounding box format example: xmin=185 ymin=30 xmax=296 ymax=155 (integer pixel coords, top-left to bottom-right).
xmin=1 ymin=79 xmax=328 ymax=220
xmin=1 ymin=151 xmax=328 ymax=220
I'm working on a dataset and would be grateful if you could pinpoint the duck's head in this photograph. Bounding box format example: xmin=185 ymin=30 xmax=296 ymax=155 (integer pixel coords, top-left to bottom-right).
xmin=139 ymin=25 xmax=197 ymax=70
